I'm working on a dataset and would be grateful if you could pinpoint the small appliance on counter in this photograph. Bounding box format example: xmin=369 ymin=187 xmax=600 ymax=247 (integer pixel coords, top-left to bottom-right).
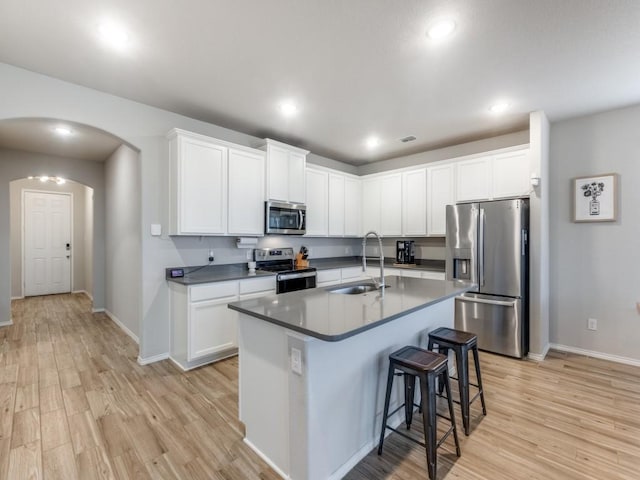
xmin=295 ymin=246 xmax=309 ymax=268
xmin=255 ymin=247 xmax=316 ymax=294
xmin=395 ymin=240 xmax=415 ymax=265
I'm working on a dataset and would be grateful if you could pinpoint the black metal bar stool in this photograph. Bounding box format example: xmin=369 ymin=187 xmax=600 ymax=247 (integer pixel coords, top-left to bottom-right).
xmin=428 ymin=327 xmax=487 ymax=435
xmin=378 ymin=346 xmax=461 ymax=480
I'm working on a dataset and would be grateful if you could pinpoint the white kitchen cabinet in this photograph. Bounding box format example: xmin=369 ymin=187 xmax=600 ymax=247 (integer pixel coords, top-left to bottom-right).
xmin=491 ymin=150 xmax=531 ymax=198
xmin=344 ymin=177 xmax=362 ymax=237
xmin=456 ymin=156 xmax=492 ymax=203
xmin=402 ymin=168 xmax=427 ymax=236
xmin=456 ymin=148 xmax=530 ymax=202
xmin=316 ymin=269 xmax=342 ymax=287
xmin=380 ymin=174 xmax=403 ymax=236
xmin=262 ymin=139 xmax=309 ymax=203
xmin=328 ymin=174 xmax=345 ymax=236
xmin=427 ymin=164 xmax=455 ymax=236
xmin=228 ymin=147 xmax=265 ymax=235
xmin=362 ymin=177 xmax=381 ymax=234
xmin=169 ymin=280 xmax=239 ymax=371
xmin=341 ymin=266 xmax=369 ymax=282
xmin=239 ymin=276 xmax=276 ymax=297
xmin=422 ymin=271 xmax=446 ymax=280
xmin=305 ymin=168 xmax=329 ymax=236
xmin=168 ymin=130 xmax=228 ymax=235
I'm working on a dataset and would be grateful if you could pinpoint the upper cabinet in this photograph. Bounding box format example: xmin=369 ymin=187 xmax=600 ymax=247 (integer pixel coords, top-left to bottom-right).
xmin=168 ymin=130 xmax=228 ymax=235
xmin=328 ymin=173 xmax=345 ymax=236
xmin=402 ymin=168 xmax=427 ymax=236
xmin=261 ymin=139 xmax=309 ymax=204
xmin=362 ymin=173 xmax=402 ymax=236
xmin=426 ymin=164 xmax=455 ymax=236
xmin=305 ymin=167 xmax=329 ymax=236
xmin=228 ymin=147 xmax=265 ymax=235
xmin=456 ymin=148 xmax=530 ymax=203
xmin=168 ymin=129 xmax=265 ymax=236
xmin=343 ymin=176 xmax=362 ymax=237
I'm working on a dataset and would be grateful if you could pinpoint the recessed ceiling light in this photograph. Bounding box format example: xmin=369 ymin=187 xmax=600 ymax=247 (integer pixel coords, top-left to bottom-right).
xmin=39 ymin=176 xmax=49 ymax=183
xmin=365 ymin=136 xmax=381 ymax=149
xmin=489 ymin=102 xmax=510 ymax=114
xmin=56 ymin=178 xmax=66 ymax=185
xmin=54 ymin=126 xmax=73 ymax=136
xmin=98 ymin=22 xmax=130 ymax=50
xmin=279 ymin=102 xmax=298 ymax=117
xmin=426 ymin=19 xmax=456 ymax=40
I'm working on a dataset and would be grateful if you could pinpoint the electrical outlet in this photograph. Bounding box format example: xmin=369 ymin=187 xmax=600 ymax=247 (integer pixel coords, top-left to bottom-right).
xmin=587 ymin=318 xmax=597 ymax=331
xmin=208 ymin=249 xmax=214 ymax=262
xmin=290 ymin=347 xmax=302 ymax=375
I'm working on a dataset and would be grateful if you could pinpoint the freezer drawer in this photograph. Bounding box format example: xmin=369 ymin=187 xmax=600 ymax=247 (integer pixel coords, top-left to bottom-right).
xmin=454 ymin=292 xmax=527 ymax=358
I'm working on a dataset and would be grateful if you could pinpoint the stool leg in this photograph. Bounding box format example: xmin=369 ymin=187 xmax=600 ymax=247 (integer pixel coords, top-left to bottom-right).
xmin=377 ymin=362 xmax=395 ymax=455
xmin=443 ymin=370 xmax=461 ymax=457
xmin=420 ymin=374 xmax=437 ymax=480
xmin=437 ymin=346 xmax=449 ymax=395
xmin=404 ymin=373 xmax=416 ymax=429
xmin=472 ymin=345 xmax=487 ymax=416
xmin=455 ymin=346 xmax=471 ymax=435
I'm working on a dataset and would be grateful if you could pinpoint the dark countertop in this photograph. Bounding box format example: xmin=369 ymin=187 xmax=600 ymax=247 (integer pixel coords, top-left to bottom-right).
xmin=166 ymin=257 xmax=445 ymax=285
xmin=310 ymin=257 xmax=445 ymax=272
xmin=166 ymin=264 xmax=274 ymax=285
xmin=228 ymin=276 xmax=473 ymax=342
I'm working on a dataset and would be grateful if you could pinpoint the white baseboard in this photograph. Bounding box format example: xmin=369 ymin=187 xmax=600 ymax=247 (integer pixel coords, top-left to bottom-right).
xmin=103 ymin=309 xmax=140 ymax=345
xmin=0 ymin=319 xmax=13 ymax=327
xmin=527 ymin=343 xmax=551 ymax=362
xmin=243 ymin=438 xmax=290 ymax=480
xmin=92 ymin=307 xmax=105 ymax=313
xmin=10 ymin=296 xmax=24 ymax=301
xmin=549 ymin=343 xmax=640 ymax=368
xmin=138 ymin=352 xmax=170 ymax=366
xmin=72 ymin=290 xmax=93 ymax=301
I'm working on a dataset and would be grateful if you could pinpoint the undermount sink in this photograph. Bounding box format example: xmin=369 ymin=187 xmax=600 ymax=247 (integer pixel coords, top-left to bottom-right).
xmin=329 ymin=283 xmax=388 ymax=295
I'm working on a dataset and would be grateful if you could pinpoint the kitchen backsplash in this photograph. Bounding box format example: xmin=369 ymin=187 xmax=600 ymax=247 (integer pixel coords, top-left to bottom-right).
xmin=170 ymin=235 xmax=445 ymax=267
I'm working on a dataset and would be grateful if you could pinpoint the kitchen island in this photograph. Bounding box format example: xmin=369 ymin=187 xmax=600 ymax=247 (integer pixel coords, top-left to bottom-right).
xmin=228 ymin=275 xmax=473 ymax=480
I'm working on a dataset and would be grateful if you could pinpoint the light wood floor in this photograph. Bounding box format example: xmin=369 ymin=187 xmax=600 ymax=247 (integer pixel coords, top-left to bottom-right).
xmin=2 ymin=294 xmax=640 ymax=479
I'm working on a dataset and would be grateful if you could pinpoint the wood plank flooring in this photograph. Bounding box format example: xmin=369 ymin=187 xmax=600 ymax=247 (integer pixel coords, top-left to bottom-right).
xmin=1 ymin=293 xmax=640 ymax=479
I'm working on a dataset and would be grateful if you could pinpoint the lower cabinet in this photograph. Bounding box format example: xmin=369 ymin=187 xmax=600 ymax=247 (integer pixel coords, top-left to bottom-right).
xmin=169 ymin=276 xmax=275 ymax=371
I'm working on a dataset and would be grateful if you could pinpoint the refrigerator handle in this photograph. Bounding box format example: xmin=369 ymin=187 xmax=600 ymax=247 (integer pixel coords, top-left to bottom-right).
xmin=479 ymin=208 xmax=485 ymax=287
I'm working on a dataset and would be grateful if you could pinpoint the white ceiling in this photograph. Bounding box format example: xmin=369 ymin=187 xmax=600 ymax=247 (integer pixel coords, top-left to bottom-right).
xmin=0 ymin=0 xmax=639 ymax=165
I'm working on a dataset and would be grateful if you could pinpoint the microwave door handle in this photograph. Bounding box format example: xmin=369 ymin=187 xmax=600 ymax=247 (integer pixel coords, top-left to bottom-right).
xmin=298 ymin=210 xmax=304 ymax=230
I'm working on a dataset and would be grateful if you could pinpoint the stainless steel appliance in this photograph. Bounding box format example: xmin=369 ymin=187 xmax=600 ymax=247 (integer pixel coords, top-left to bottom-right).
xmin=265 ymin=201 xmax=306 ymax=235
xmin=255 ymin=247 xmax=316 ymax=294
xmin=446 ymin=199 xmax=529 ymax=358
xmin=395 ymin=240 xmax=415 ymax=264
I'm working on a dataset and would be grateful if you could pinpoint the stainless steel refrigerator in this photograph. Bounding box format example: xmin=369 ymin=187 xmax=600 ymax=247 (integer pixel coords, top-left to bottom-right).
xmin=445 ymin=199 xmax=529 ymax=358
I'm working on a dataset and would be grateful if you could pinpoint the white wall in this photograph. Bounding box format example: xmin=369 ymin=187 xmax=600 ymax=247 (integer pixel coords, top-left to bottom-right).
xmin=549 ymin=104 xmax=640 ymax=361
xmin=105 ymin=144 xmax=141 ymax=339
xmin=10 ymin=177 xmax=91 ymax=298
xmin=0 ymin=146 xmax=106 ymax=325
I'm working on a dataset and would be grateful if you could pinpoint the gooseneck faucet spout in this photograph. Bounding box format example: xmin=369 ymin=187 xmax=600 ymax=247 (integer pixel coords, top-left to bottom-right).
xmin=362 ymin=231 xmax=385 ymax=289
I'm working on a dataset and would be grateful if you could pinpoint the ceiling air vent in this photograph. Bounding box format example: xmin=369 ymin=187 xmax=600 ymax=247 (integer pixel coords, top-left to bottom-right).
xmin=400 ymin=135 xmax=416 ymax=143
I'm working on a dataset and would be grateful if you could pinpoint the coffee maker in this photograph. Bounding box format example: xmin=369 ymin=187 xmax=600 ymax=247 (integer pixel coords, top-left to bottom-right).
xmin=396 ymin=240 xmax=415 ymax=264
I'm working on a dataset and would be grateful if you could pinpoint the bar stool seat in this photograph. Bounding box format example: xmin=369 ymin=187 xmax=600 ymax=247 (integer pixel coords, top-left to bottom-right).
xmin=428 ymin=327 xmax=487 ymax=435
xmin=378 ymin=346 xmax=460 ymax=480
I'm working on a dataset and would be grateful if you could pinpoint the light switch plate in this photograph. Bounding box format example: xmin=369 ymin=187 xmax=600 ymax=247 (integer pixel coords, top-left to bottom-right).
xmin=150 ymin=224 xmax=162 ymax=236
xmin=291 ymin=347 xmax=302 ymax=375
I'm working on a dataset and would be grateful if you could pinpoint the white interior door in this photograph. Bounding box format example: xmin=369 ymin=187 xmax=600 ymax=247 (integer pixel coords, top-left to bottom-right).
xmin=24 ymin=191 xmax=72 ymax=296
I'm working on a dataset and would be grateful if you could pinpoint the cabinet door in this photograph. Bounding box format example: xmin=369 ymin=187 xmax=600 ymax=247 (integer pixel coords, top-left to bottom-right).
xmin=344 ymin=177 xmax=362 ymax=237
xmin=305 ymin=169 xmax=328 ymax=236
xmin=267 ymin=145 xmax=290 ymax=201
xmin=402 ymin=169 xmax=427 ymax=236
xmin=492 ymin=150 xmax=530 ymax=199
xmin=380 ymin=174 xmax=402 ymax=236
xmin=179 ymin=137 xmax=227 ymax=234
xmin=427 ymin=164 xmax=455 ymax=236
xmin=456 ymin=156 xmax=492 ymax=202
xmin=362 ymin=177 xmax=381 ymax=234
xmin=228 ymin=148 xmax=265 ymax=235
xmin=328 ymin=174 xmax=345 ymax=236
xmin=189 ymin=296 xmax=238 ymax=360
xmin=288 ymin=152 xmax=306 ymax=203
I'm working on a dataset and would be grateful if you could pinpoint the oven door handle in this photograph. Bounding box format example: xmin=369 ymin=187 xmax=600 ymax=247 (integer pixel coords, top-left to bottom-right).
xmin=278 ymin=271 xmax=316 ymax=281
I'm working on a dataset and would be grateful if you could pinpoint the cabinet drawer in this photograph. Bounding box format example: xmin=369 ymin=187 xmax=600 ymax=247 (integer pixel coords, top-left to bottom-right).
xmin=240 ymin=276 xmax=276 ymax=295
xmin=422 ymin=271 xmax=445 ymax=281
xmin=190 ymin=281 xmax=238 ymax=302
xmin=341 ymin=266 xmax=365 ymax=280
xmin=317 ymin=269 xmax=341 ymax=284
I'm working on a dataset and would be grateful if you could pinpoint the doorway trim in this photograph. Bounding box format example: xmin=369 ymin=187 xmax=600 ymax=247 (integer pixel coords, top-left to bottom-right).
xmin=21 ymin=188 xmax=74 ymax=298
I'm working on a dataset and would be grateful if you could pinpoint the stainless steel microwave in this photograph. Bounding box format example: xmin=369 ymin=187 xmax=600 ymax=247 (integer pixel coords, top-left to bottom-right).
xmin=265 ymin=201 xmax=306 ymax=235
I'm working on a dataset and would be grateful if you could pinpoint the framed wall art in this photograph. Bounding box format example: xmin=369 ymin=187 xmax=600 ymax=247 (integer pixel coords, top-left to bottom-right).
xmin=572 ymin=173 xmax=618 ymax=222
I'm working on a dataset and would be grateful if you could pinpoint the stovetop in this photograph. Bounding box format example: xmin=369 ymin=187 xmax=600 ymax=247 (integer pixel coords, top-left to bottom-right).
xmin=257 ymin=264 xmax=316 ymax=274
xmin=254 ymin=247 xmax=316 ymax=275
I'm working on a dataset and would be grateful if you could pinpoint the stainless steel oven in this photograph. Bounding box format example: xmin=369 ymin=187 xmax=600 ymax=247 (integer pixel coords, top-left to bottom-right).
xmin=255 ymin=247 xmax=317 ymax=294
xmin=276 ymin=270 xmax=316 ymax=294
xmin=265 ymin=201 xmax=306 ymax=235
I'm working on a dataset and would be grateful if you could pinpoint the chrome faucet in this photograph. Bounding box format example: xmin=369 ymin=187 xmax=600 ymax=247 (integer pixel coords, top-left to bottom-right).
xmin=362 ymin=231 xmax=385 ymax=289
